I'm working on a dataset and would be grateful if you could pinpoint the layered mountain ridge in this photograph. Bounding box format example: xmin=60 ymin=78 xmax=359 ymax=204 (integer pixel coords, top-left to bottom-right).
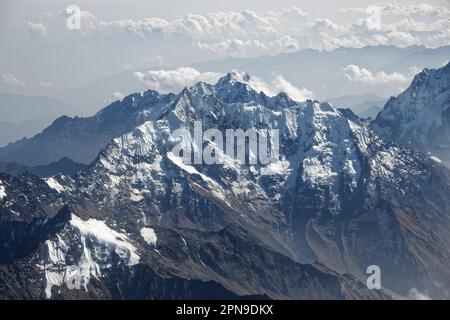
xmin=0 ymin=157 xmax=87 ymax=178
xmin=1 ymin=70 xmax=450 ymax=299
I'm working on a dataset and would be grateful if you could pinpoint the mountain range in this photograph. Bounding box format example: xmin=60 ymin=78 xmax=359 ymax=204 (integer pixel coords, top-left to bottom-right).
xmin=1 ymin=65 xmax=450 ymax=299
xmin=372 ymin=62 xmax=450 ymax=163
xmin=15 ymin=45 xmax=445 ymax=120
xmin=1 ymin=45 xmax=448 ymax=152
xmin=0 ymin=91 xmax=177 ymax=165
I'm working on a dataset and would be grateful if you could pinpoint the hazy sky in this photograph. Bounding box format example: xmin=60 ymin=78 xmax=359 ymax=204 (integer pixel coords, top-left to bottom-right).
xmin=0 ymin=0 xmax=449 ymax=107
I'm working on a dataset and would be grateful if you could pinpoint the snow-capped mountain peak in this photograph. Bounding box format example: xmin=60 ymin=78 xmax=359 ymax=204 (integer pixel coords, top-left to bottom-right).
xmin=217 ymin=70 xmax=252 ymax=86
xmin=372 ymin=61 xmax=450 ymax=161
xmin=3 ymin=70 xmax=450 ymax=299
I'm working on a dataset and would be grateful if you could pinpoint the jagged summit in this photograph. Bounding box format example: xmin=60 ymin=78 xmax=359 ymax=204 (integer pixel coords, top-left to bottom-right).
xmin=372 ymin=61 xmax=450 ymax=160
xmin=2 ymin=67 xmax=450 ymax=299
xmin=217 ymin=70 xmax=251 ymax=86
xmin=0 ymin=70 xmax=299 ymax=166
xmin=41 ymin=70 xmax=450 ymax=299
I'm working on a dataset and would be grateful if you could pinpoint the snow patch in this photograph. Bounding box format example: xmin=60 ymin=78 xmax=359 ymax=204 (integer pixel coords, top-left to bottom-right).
xmin=45 ymin=177 xmax=65 ymax=193
xmin=167 ymin=151 xmax=225 ymax=195
xmin=130 ymin=189 xmax=144 ymax=202
xmin=0 ymin=181 xmax=6 ymax=200
xmin=69 ymin=215 xmax=140 ymax=266
xmin=260 ymin=160 xmax=290 ymax=176
xmin=430 ymin=155 xmax=442 ymax=163
xmin=140 ymin=227 xmax=157 ymax=246
xmin=42 ymin=214 xmax=139 ymax=299
xmin=42 ymin=235 xmax=68 ymax=299
xmin=408 ymin=288 xmax=431 ymax=300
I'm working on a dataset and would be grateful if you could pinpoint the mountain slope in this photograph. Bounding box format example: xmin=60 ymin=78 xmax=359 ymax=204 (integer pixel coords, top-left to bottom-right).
xmin=372 ymin=62 xmax=450 ymax=161
xmin=0 ymin=172 xmax=386 ymax=300
xmin=50 ymin=71 xmax=450 ymax=298
xmin=2 ymin=71 xmax=450 ymax=299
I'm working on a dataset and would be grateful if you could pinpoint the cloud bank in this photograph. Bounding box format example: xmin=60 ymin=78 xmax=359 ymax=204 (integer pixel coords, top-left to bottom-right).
xmin=407 ymin=288 xmax=431 ymax=300
xmin=26 ymin=21 xmax=48 ymax=37
xmin=133 ymin=67 xmax=221 ymax=92
xmin=133 ymin=67 xmax=314 ymax=101
xmin=1 ymin=73 xmax=26 ymax=87
xmin=28 ymin=3 xmax=450 ymax=58
xmin=342 ymin=65 xmax=411 ymax=85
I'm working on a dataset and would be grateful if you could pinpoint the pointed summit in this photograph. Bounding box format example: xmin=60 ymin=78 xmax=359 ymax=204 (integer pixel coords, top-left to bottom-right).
xmin=372 ymin=60 xmax=450 ymax=161
xmin=216 ymin=70 xmax=251 ymax=87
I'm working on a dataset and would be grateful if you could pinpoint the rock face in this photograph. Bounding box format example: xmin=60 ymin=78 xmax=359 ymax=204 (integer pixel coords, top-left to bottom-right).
xmin=0 ymin=177 xmax=387 ymax=300
xmin=372 ymin=62 xmax=450 ymax=162
xmin=1 ymin=71 xmax=450 ymax=300
xmin=0 ymin=173 xmax=67 ymax=263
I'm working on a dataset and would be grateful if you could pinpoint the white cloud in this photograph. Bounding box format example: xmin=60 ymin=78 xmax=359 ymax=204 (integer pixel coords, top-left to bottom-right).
xmin=123 ymin=63 xmax=135 ymax=71
xmin=308 ymin=18 xmax=346 ymax=34
xmin=26 ymin=4 xmax=450 ymax=57
xmin=99 ymin=8 xmax=309 ymax=43
xmin=385 ymin=31 xmax=421 ymax=47
xmin=113 ymin=4 xmax=447 ymax=53
xmin=112 ymin=91 xmax=125 ymax=100
xmin=407 ymin=288 xmax=431 ymax=300
xmin=39 ymin=81 xmax=54 ymax=87
xmin=342 ymin=65 xmax=410 ymax=86
xmin=61 ymin=9 xmax=98 ymax=32
xmin=26 ymin=21 xmax=47 ymax=37
xmin=248 ymin=75 xmax=314 ymax=101
xmin=197 ymin=39 xmax=266 ymax=58
xmin=133 ymin=67 xmax=221 ymax=92
xmin=1 ymin=73 xmax=26 ymax=87
xmin=273 ymin=76 xmax=314 ymax=101
xmin=339 ymin=4 xmax=449 ymax=19
xmin=382 ymin=3 xmax=448 ymax=18
xmin=334 ymin=3 xmax=450 ymax=49
xmin=133 ymin=67 xmax=314 ymax=101
xmin=142 ymin=55 xmax=164 ymax=68
xmin=197 ymin=36 xmax=299 ymax=58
